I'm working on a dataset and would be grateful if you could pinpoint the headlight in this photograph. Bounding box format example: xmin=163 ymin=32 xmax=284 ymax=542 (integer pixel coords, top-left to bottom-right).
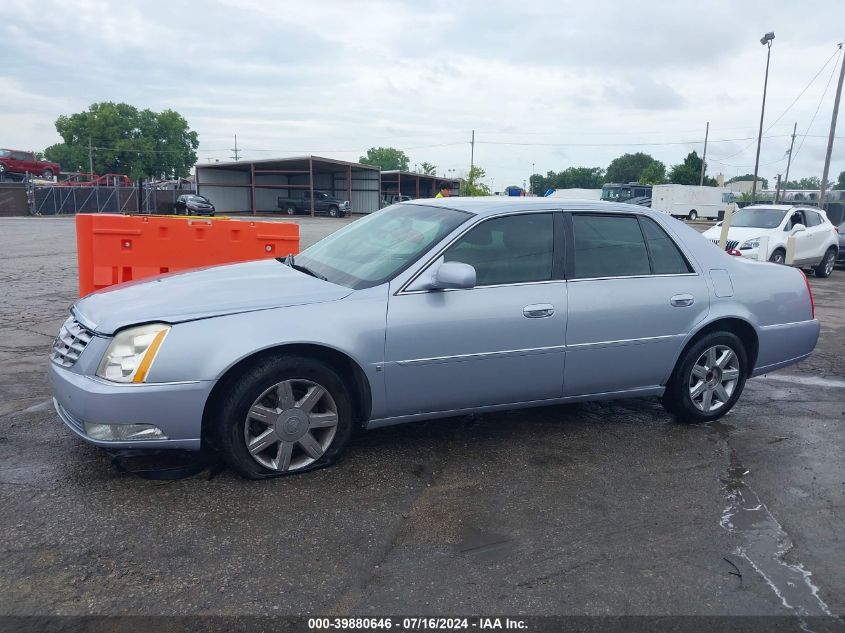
xmin=96 ymin=323 xmax=170 ymax=383
xmin=740 ymin=238 xmax=761 ymax=250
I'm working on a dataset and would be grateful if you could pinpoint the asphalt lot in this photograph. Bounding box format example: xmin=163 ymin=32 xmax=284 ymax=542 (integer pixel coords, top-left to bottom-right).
xmin=0 ymin=215 xmax=843 ymax=620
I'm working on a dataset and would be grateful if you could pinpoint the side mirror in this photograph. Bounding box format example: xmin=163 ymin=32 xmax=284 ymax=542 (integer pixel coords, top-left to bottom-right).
xmin=429 ymin=261 xmax=476 ymax=290
xmin=792 ymin=224 xmax=806 ymax=234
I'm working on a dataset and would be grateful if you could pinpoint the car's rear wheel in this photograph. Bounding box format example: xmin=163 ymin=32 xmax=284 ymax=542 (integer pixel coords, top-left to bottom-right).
xmin=688 ymin=210 xmax=698 ymax=221
xmin=285 ymin=205 xmax=296 ymax=215
xmin=662 ymin=332 xmax=747 ymax=423
xmin=42 ymin=169 xmax=53 ymax=180
xmin=209 ymin=356 xmax=353 ymax=479
xmin=814 ymin=247 xmax=836 ymax=278
xmin=769 ymin=248 xmax=786 ymax=265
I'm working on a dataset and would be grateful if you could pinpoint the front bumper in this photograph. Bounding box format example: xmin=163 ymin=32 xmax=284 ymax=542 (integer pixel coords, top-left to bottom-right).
xmin=49 ymin=362 xmax=212 ymax=450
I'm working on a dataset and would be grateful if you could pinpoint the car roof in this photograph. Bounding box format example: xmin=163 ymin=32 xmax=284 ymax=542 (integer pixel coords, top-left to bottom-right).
xmin=404 ymin=196 xmax=653 ymax=217
xmin=743 ymin=204 xmax=826 ymax=214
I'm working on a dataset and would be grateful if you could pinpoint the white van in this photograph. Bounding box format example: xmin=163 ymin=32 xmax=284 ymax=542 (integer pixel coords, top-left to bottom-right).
xmin=651 ymin=184 xmax=737 ymax=221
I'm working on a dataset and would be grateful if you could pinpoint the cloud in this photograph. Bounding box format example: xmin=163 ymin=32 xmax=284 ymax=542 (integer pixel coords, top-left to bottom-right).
xmin=0 ymin=0 xmax=843 ymax=185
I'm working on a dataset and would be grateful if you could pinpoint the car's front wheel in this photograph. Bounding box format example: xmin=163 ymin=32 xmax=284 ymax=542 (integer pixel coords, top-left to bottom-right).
xmin=662 ymin=332 xmax=747 ymax=423
xmin=209 ymin=356 xmax=353 ymax=479
xmin=42 ymin=169 xmax=53 ymax=180
xmin=814 ymin=247 xmax=836 ymax=278
xmin=328 ymin=205 xmax=339 ymax=218
xmin=769 ymin=248 xmax=786 ymax=265
xmin=688 ymin=209 xmax=698 ymax=221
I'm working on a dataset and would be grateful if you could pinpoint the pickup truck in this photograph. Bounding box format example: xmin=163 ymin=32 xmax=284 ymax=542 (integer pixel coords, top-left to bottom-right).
xmin=277 ymin=191 xmax=351 ymax=217
xmin=0 ymin=149 xmax=61 ymax=180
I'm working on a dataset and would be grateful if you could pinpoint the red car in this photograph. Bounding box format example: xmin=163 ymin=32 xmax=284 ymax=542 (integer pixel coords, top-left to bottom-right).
xmin=0 ymin=149 xmax=61 ymax=180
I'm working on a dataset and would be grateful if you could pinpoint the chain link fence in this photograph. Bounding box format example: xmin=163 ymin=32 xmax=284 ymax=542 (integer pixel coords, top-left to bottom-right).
xmin=0 ymin=183 xmax=197 ymax=216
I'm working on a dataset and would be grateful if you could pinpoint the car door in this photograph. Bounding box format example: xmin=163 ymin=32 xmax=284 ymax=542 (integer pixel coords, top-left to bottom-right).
xmin=564 ymin=213 xmax=710 ymax=396
xmin=803 ymin=210 xmax=829 ymax=261
xmin=786 ymin=210 xmax=816 ymax=263
xmin=9 ymin=151 xmax=29 ymax=174
xmin=384 ymin=212 xmax=566 ymax=417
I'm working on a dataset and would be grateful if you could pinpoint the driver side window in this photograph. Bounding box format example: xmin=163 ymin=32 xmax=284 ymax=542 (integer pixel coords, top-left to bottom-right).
xmin=785 ymin=211 xmax=805 ymax=231
xmin=443 ymin=214 xmax=554 ymax=286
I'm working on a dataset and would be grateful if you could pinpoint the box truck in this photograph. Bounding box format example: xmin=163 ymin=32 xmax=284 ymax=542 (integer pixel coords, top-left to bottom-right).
xmin=651 ymin=184 xmax=737 ymax=221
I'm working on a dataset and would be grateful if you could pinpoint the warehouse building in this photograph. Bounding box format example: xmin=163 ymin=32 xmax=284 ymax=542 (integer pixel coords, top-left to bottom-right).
xmin=381 ymin=170 xmax=461 ymax=204
xmin=196 ymin=156 xmax=380 ymax=215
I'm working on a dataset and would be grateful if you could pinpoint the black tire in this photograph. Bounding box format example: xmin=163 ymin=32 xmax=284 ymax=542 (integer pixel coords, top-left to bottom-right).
xmin=0 ymin=164 xmax=6 ymax=173
xmin=662 ymin=331 xmax=748 ymax=423
xmin=42 ymin=169 xmax=53 ymax=180
xmin=208 ymin=355 xmax=354 ymax=479
xmin=328 ymin=205 xmax=339 ymax=218
xmin=285 ymin=205 xmax=296 ymax=215
xmin=688 ymin=210 xmax=698 ymax=221
xmin=769 ymin=248 xmax=786 ymax=265
xmin=814 ymin=248 xmax=836 ymax=278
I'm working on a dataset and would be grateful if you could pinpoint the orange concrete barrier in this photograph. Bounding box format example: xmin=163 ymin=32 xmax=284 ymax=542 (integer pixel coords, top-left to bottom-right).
xmin=76 ymin=214 xmax=299 ymax=297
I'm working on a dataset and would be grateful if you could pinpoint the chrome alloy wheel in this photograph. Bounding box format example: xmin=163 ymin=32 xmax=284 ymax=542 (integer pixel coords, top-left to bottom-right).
xmin=243 ymin=379 xmax=339 ymax=472
xmin=823 ymin=252 xmax=835 ymax=276
xmin=688 ymin=345 xmax=741 ymax=413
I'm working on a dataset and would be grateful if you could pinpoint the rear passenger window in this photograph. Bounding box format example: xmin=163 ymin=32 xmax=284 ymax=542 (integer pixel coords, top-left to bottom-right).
xmin=639 ymin=217 xmax=693 ymax=274
xmin=805 ymin=211 xmax=822 ymax=227
xmin=572 ymin=215 xmax=650 ymax=278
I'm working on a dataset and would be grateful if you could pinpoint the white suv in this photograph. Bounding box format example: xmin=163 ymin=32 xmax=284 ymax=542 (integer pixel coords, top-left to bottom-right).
xmin=703 ymin=204 xmax=839 ymax=277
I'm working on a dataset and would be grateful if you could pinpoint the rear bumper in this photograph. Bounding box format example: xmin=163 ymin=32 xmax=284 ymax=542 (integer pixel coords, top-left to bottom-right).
xmin=752 ymin=319 xmax=820 ymax=377
xmin=49 ymin=362 xmax=210 ymax=450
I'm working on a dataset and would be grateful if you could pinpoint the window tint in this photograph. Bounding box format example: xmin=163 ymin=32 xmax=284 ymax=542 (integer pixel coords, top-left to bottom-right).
xmin=444 ymin=214 xmax=554 ymax=286
xmin=572 ymin=215 xmax=650 ymax=278
xmin=640 ymin=217 xmax=693 ymax=274
xmin=805 ymin=211 xmax=822 ymax=227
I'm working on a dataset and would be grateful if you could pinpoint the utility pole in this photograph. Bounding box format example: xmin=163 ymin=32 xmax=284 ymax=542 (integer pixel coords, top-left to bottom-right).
xmin=775 ymin=173 xmax=782 ymax=203
xmin=231 ymin=134 xmax=241 ymax=161
xmin=470 ymin=130 xmax=475 ymax=174
xmin=752 ymin=32 xmax=775 ymax=205
xmin=782 ymin=122 xmax=798 ymax=194
xmin=699 ymin=121 xmax=710 ymax=186
xmin=88 ymin=137 xmax=94 ymax=175
xmin=531 ymin=162 xmax=535 ymax=194
xmin=819 ymin=42 xmax=844 ymax=210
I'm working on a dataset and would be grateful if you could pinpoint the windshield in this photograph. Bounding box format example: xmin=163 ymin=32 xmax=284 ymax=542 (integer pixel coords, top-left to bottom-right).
xmin=295 ymin=204 xmax=470 ymax=289
xmin=729 ymin=208 xmax=787 ymax=229
xmin=0 ymin=149 xmax=10 ymax=158
xmin=186 ymin=195 xmax=209 ymax=203
xmin=601 ymin=186 xmax=622 ymax=201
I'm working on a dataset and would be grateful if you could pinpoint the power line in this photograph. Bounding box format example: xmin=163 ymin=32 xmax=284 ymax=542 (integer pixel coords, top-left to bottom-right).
xmin=792 ymin=47 xmax=842 ymax=163
xmin=710 ymin=44 xmax=843 ymax=162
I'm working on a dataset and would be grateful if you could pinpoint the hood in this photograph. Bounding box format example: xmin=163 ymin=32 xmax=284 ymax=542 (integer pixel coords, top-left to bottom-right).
xmin=75 ymin=259 xmax=353 ymax=335
xmin=701 ymin=225 xmax=773 ymax=243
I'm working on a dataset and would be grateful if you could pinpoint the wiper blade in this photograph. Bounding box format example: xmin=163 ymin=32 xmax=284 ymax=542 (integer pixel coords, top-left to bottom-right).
xmin=278 ymin=254 xmax=327 ymax=281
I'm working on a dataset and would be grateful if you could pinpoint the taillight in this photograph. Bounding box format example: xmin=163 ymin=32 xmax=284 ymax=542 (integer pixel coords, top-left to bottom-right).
xmin=727 ymin=248 xmax=742 ymax=257
xmin=801 ymin=270 xmax=815 ymax=319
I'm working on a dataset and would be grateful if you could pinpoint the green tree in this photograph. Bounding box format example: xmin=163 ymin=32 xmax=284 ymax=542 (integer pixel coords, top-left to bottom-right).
xmin=463 ymin=166 xmax=491 ymax=196
xmin=419 ymin=161 xmax=437 ymax=175
xmin=359 ymin=147 xmax=409 ymax=171
xmin=43 ymin=102 xmax=198 ymax=179
xmin=669 ymin=151 xmax=717 ymax=186
xmin=728 ymin=173 xmax=768 ymax=189
xmin=638 ymin=160 xmax=668 ymax=185
xmin=531 ymin=166 xmax=604 ymax=193
xmin=605 ymin=152 xmax=658 ymax=184
xmin=836 ymin=170 xmax=845 ymax=189
xmin=783 ymin=176 xmax=821 ymax=190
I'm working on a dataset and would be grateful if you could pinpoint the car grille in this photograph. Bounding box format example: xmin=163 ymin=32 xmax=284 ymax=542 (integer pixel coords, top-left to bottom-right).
xmin=50 ymin=316 xmax=94 ymax=368
xmin=711 ymin=238 xmax=739 ymax=250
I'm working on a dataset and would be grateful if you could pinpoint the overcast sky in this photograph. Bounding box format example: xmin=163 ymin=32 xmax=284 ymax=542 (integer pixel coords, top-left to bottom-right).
xmin=3 ymin=0 xmax=844 ymax=190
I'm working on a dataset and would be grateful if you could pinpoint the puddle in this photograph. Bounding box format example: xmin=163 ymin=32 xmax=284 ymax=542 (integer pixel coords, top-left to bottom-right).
xmin=719 ymin=447 xmax=834 ymax=624
xmin=758 ymin=374 xmax=845 ymax=389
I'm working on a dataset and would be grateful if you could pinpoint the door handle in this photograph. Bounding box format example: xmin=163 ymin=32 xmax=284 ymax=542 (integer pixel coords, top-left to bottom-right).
xmin=670 ymin=294 xmax=694 ymax=307
xmin=523 ymin=304 xmax=555 ymax=318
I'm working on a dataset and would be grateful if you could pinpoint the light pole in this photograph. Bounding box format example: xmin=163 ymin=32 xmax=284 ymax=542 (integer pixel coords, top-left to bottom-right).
xmin=751 ymin=31 xmax=775 ymax=205
xmin=531 ymin=162 xmax=535 ymax=194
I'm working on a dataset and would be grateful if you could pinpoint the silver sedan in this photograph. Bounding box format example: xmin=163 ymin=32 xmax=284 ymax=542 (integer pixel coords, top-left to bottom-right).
xmin=49 ymin=199 xmax=820 ymax=478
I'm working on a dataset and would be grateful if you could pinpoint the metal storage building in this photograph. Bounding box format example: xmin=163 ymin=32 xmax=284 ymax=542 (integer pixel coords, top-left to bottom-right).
xmin=195 ymin=156 xmax=381 ymax=215
xmin=380 ymin=170 xmax=461 ymax=203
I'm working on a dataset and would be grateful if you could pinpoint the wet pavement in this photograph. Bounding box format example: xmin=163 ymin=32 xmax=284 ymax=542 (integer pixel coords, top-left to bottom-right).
xmin=0 ymin=216 xmax=843 ymax=620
